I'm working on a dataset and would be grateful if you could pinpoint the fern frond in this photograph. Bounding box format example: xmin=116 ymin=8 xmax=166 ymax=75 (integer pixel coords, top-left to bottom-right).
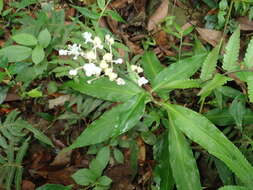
xmin=200 ymin=45 xmax=220 ymax=80
xmin=244 ymin=37 xmax=253 ymax=68
xmin=223 ymin=27 xmax=240 ymax=72
xmin=198 ymin=74 xmax=231 ymax=99
xmin=247 ymin=75 xmax=253 ymax=102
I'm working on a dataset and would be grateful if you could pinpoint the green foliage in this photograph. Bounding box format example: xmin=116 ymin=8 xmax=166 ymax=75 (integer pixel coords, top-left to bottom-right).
xmin=0 ymin=111 xmax=53 ymax=190
xmin=36 ymin=184 xmax=72 ymax=190
xmin=223 ymin=27 xmax=240 ymax=72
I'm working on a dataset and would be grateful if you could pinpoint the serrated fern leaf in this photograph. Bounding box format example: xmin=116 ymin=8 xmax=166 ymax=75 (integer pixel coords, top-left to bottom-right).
xmin=159 ymin=79 xmax=201 ymax=90
xmin=247 ymin=75 xmax=253 ymax=102
xmin=244 ymin=37 xmax=253 ymax=68
xmin=200 ymin=45 xmax=220 ymax=80
xmin=198 ymin=73 xmax=231 ymax=99
xmin=223 ymin=27 xmax=240 ymax=72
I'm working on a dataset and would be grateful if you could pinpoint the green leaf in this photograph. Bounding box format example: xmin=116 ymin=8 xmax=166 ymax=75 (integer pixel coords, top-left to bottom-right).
xmin=168 ymin=119 xmax=202 ymax=190
xmin=113 ymin=148 xmax=124 ymax=164
xmin=0 ymin=86 xmax=8 ymax=104
xmin=156 ymin=79 xmax=201 ymax=91
xmin=36 ymin=184 xmax=72 ymax=190
xmin=38 ymin=28 xmax=51 ymax=48
xmin=218 ymin=186 xmax=249 ymax=190
xmin=0 ymin=0 xmax=3 ymax=13
xmin=246 ymin=75 xmax=253 ymax=102
xmin=68 ymin=93 xmax=146 ymax=149
xmin=198 ymin=74 xmax=231 ymax=99
xmin=64 ymin=77 xmax=143 ymax=102
xmin=90 ymin=147 xmax=110 ymax=176
xmin=223 ymin=27 xmax=240 ymax=72
xmin=214 ymin=158 xmax=234 ymax=185
xmin=12 ymin=33 xmax=37 ymax=46
xmin=97 ymin=176 xmax=112 ymax=186
xmin=244 ymin=37 xmax=253 ymax=68
xmin=22 ymin=124 xmax=54 ymax=147
xmin=32 ymin=45 xmax=45 ymax=64
xmin=72 ymin=168 xmax=97 ymax=186
xmin=164 ymin=103 xmax=253 ymax=187
xmin=0 ymin=45 xmax=32 ymax=62
xmin=27 ymin=88 xmax=43 ymax=98
xmin=205 ymin=108 xmax=253 ymax=126
xmin=97 ymin=0 xmax=105 ymax=9
xmin=229 ymin=97 xmax=246 ymax=129
xmin=141 ymin=51 xmax=163 ymax=84
xmin=72 ymin=5 xmax=99 ymax=20
xmin=105 ymin=10 xmax=126 ymax=23
xmin=153 ymin=54 xmax=206 ymax=92
xmin=200 ymin=45 xmax=220 ymax=80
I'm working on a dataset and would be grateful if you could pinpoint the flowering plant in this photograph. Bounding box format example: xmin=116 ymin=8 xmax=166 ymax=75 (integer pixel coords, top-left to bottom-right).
xmin=59 ymin=32 xmax=149 ymax=87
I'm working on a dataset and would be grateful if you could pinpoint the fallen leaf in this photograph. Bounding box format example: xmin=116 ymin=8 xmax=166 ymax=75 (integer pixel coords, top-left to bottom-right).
xmin=237 ymin=16 xmax=253 ymax=31
xmin=196 ymin=27 xmax=223 ymax=47
xmin=147 ymin=0 xmax=169 ymax=31
xmin=137 ymin=137 xmax=146 ymax=166
xmin=48 ymin=95 xmax=70 ymax=109
xmin=50 ymin=150 xmax=72 ymax=166
xmin=111 ymin=0 xmax=129 ymax=8
xmin=22 ymin=180 xmax=35 ymax=190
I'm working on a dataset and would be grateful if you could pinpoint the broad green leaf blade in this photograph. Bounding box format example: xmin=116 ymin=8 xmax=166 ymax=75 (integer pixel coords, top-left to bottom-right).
xmin=64 ymin=77 xmax=143 ymax=102
xmin=153 ymin=54 xmax=206 ymax=92
xmin=200 ymin=45 xmax=219 ymax=80
xmin=68 ymin=93 xmax=146 ymax=149
xmin=105 ymin=10 xmax=126 ymax=23
xmin=32 ymin=45 xmax=45 ymax=64
xmin=153 ymin=132 xmax=174 ymax=190
xmin=72 ymin=168 xmax=97 ymax=186
xmin=12 ymin=33 xmax=37 ymax=46
xmin=157 ymin=79 xmax=201 ymax=91
xmin=244 ymin=37 xmax=253 ymax=68
xmin=168 ymin=119 xmax=202 ymax=190
xmin=218 ymin=186 xmax=249 ymax=190
xmin=141 ymin=51 xmax=163 ymax=85
xmin=229 ymin=97 xmax=246 ymax=129
xmin=198 ymin=74 xmax=231 ymax=99
xmin=0 ymin=45 xmax=32 ymax=62
xmin=0 ymin=0 xmax=3 ymax=13
xmin=72 ymin=5 xmax=99 ymax=20
xmin=164 ymin=103 xmax=253 ymax=187
xmin=223 ymin=27 xmax=240 ymax=72
xmin=38 ymin=28 xmax=51 ymax=48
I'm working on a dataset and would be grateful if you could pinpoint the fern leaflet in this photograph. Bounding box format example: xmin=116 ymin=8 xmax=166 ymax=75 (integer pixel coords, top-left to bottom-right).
xmin=244 ymin=37 xmax=253 ymax=69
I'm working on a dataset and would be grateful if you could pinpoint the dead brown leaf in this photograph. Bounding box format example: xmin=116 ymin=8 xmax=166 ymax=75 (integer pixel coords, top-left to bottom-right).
xmin=237 ymin=16 xmax=253 ymax=31
xmin=196 ymin=27 xmax=222 ymax=47
xmin=22 ymin=180 xmax=35 ymax=190
xmin=147 ymin=0 xmax=169 ymax=31
xmin=111 ymin=0 xmax=129 ymax=9
xmin=50 ymin=150 xmax=72 ymax=167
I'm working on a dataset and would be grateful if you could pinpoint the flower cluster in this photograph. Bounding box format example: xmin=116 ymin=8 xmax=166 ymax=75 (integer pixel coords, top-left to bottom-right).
xmin=59 ymin=32 xmax=149 ymax=87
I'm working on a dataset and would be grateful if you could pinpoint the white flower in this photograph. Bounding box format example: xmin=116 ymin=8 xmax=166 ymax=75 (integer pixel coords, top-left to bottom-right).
xmin=99 ymin=60 xmax=109 ymax=69
xmin=85 ymin=51 xmax=96 ymax=60
xmin=130 ymin=65 xmax=138 ymax=71
xmin=136 ymin=66 xmax=143 ymax=73
xmin=93 ymin=36 xmax=103 ymax=49
xmin=114 ymin=58 xmax=123 ymax=64
xmin=103 ymin=53 xmax=113 ymax=62
xmin=59 ymin=49 xmax=68 ymax=56
xmin=82 ymin=32 xmax=93 ymax=43
xmin=67 ymin=43 xmax=83 ymax=60
xmin=104 ymin=68 xmax=113 ymax=76
xmin=108 ymin=72 xmax=118 ymax=81
xmin=83 ymin=63 xmax=101 ymax=77
xmin=116 ymin=78 xmax=125 ymax=85
xmin=138 ymin=77 xmax=148 ymax=86
xmin=69 ymin=69 xmax=77 ymax=76
xmin=105 ymin=34 xmax=114 ymax=45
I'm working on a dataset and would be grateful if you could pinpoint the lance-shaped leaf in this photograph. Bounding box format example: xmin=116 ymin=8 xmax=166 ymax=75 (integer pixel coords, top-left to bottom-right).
xmin=141 ymin=51 xmax=164 ymax=85
xmin=223 ymin=27 xmax=240 ymax=72
xmin=164 ymin=103 xmax=253 ymax=187
xmin=64 ymin=77 xmax=143 ymax=102
xmin=168 ymin=119 xmax=202 ymax=190
xmin=68 ymin=93 xmax=147 ymax=149
xmin=246 ymin=75 xmax=253 ymax=102
xmin=152 ymin=54 xmax=206 ymax=93
xmin=244 ymin=37 xmax=253 ymax=68
xmin=200 ymin=45 xmax=220 ymax=80
xmin=218 ymin=186 xmax=249 ymax=190
xmin=156 ymin=79 xmax=201 ymax=91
